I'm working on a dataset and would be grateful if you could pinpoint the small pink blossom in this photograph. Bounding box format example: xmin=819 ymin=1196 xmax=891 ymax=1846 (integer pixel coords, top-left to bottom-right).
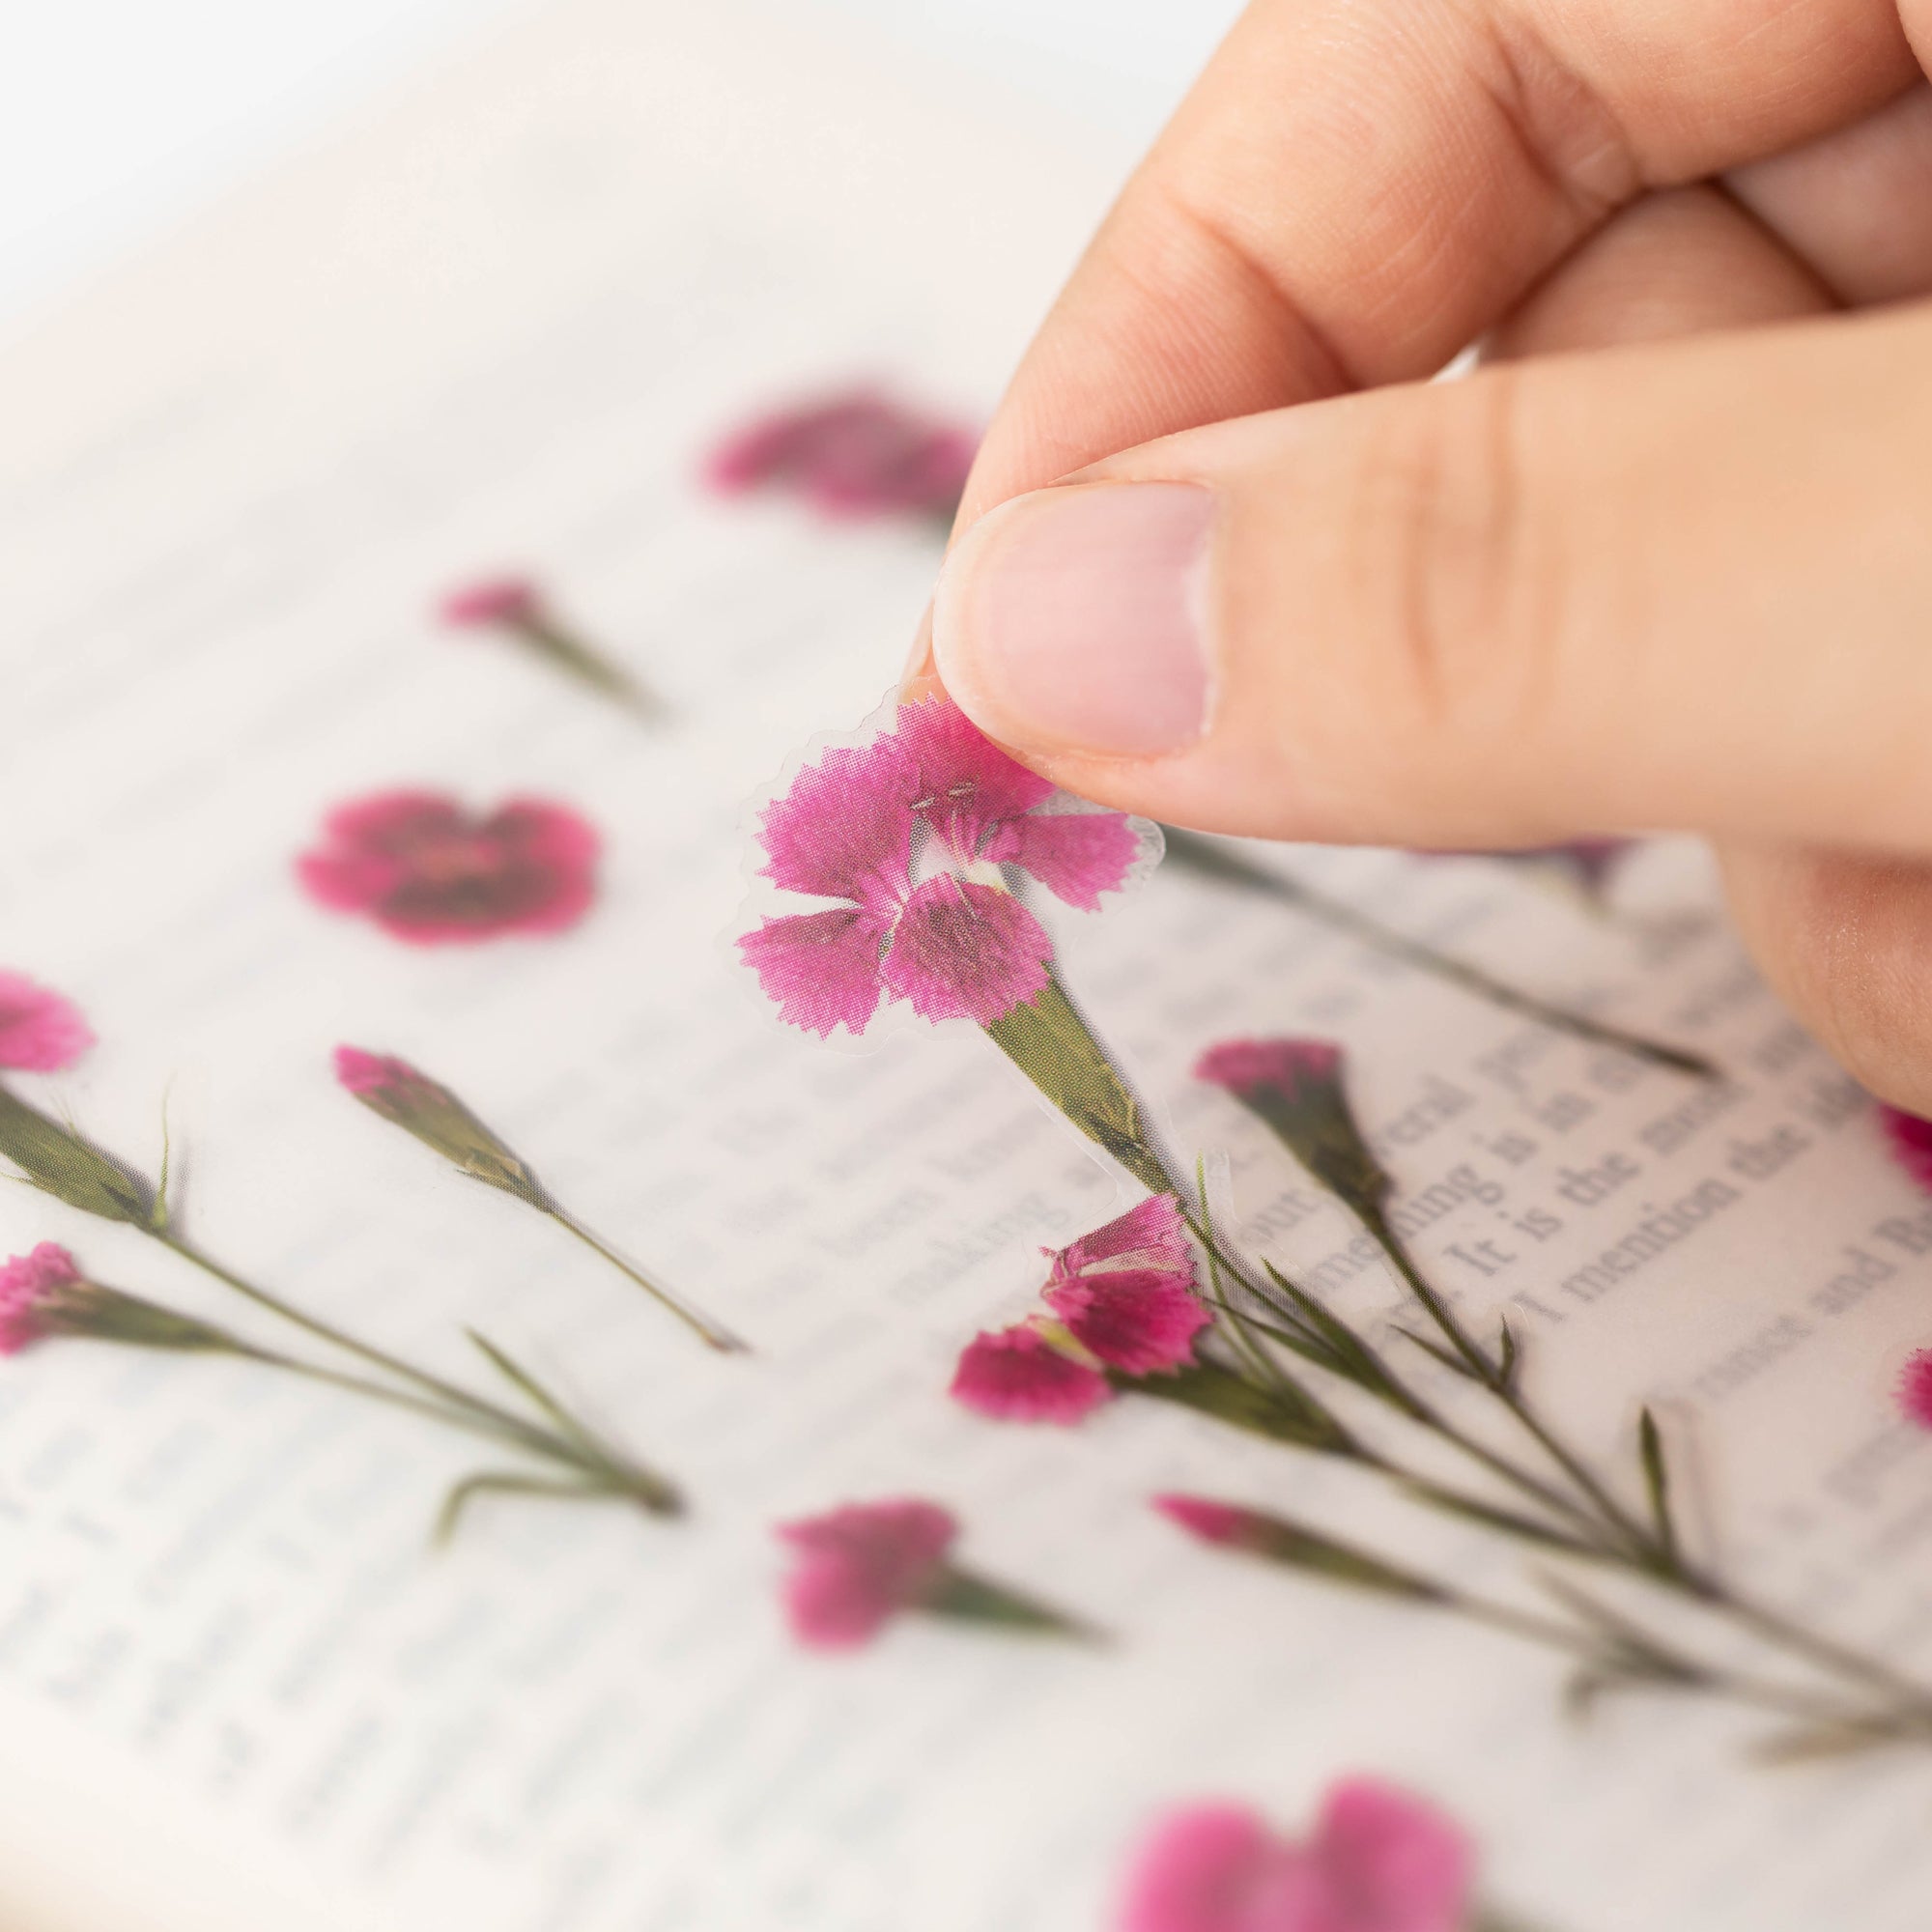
xmin=1151 ymin=1494 xmax=1269 ymax=1550
xmin=0 ymin=1243 xmax=79 ymax=1354
xmin=951 ymin=1323 xmax=1113 ymax=1424
xmin=439 ymin=576 xmax=542 ymax=629
xmin=1194 ymin=1039 xmax=1343 ymax=1105
xmin=0 ymin=975 xmax=95 ymax=1074
xmin=333 ymin=1046 xmax=417 ymax=1097
xmin=1046 ymin=1272 xmax=1208 ymax=1376
xmin=1049 ymin=1193 xmax=1193 ymax=1284
xmin=1880 ymin=1106 xmax=1932 ymax=1193
xmin=740 ymin=698 xmax=1144 ymax=1037
xmin=777 ymin=1498 xmax=958 ymax=1649
xmin=704 ymin=389 xmax=977 ymax=520
xmin=1899 ymin=1350 xmax=1932 ymax=1432
xmin=297 ymin=791 xmax=599 ymax=944
xmin=1119 ymin=1782 xmax=1473 ymax=1932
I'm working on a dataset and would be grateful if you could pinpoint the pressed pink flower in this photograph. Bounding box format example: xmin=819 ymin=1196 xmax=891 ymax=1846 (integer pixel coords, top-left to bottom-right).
xmin=1880 ymin=1105 xmax=1932 ymax=1193
xmin=1194 ymin=1039 xmax=1344 ymax=1105
xmin=1046 ymin=1272 xmax=1208 ymax=1376
xmin=439 ymin=576 xmax=542 ymax=629
xmin=1195 ymin=1038 xmax=1388 ymax=1216
xmin=740 ymin=698 xmax=1144 ymax=1037
xmin=1151 ymin=1494 xmax=1272 ymax=1551
xmin=951 ymin=1322 xmax=1113 ymax=1424
xmin=0 ymin=1243 xmax=79 ymax=1354
xmin=777 ymin=1497 xmax=958 ymax=1649
xmin=704 ymin=389 xmax=977 ymax=521
xmin=1049 ymin=1192 xmax=1193 ymax=1283
xmin=297 ymin=791 xmax=599 ymax=944
xmin=0 ymin=975 xmax=95 ymax=1073
xmin=1119 ymin=1782 xmax=1472 ymax=1932
xmin=1899 ymin=1350 xmax=1932 ymax=1432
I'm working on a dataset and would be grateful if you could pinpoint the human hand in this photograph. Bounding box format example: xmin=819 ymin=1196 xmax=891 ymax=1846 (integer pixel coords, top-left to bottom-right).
xmin=906 ymin=1 xmax=1932 ymax=1108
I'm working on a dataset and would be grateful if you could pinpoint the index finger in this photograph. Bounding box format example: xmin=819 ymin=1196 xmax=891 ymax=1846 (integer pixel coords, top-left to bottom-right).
xmin=952 ymin=0 xmax=1918 ymax=528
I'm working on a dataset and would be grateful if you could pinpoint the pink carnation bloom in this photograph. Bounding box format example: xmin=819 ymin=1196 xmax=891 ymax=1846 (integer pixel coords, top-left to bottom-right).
xmin=1898 ymin=1350 xmax=1932 ymax=1432
xmin=1049 ymin=1193 xmax=1193 ymax=1284
xmin=703 ymin=389 xmax=977 ymax=520
xmin=739 ymin=697 xmax=1143 ymax=1037
xmin=1151 ymin=1494 xmax=1269 ymax=1551
xmin=1194 ymin=1039 xmax=1343 ymax=1105
xmin=951 ymin=1322 xmax=1113 ymax=1424
xmin=0 ymin=1243 xmax=80 ymax=1354
xmin=0 ymin=974 xmax=95 ymax=1073
xmin=777 ymin=1497 xmax=958 ymax=1649
xmin=1120 ymin=1783 xmax=1472 ymax=1932
xmin=333 ymin=1045 xmax=416 ymax=1096
xmin=1880 ymin=1105 xmax=1932 ymax=1193
xmin=1039 ymin=1195 xmax=1205 ymax=1375
xmin=439 ymin=576 xmax=541 ymax=629
xmin=297 ymin=791 xmax=599 ymax=945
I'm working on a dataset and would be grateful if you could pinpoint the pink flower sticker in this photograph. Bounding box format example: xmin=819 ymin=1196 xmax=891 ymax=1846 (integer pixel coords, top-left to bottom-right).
xmin=0 ymin=975 xmax=95 ymax=1073
xmin=1898 ymin=1350 xmax=1932 ymax=1431
xmin=297 ymin=791 xmax=599 ymax=944
xmin=777 ymin=1498 xmax=957 ymax=1650
xmin=1194 ymin=1039 xmax=1344 ymax=1107
xmin=1880 ymin=1105 xmax=1932 ymax=1193
xmin=703 ymin=389 xmax=977 ymax=521
xmin=740 ymin=697 xmax=1147 ymax=1037
xmin=951 ymin=1323 xmax=1114 ymax=1425
xmin=0 ymin=1243 xmax=78 ymax=1354
xmin=1118 ymin=1782 xmax=1473 ymax=1932
xmin=439 ymin=576 xmax=542 ymax=629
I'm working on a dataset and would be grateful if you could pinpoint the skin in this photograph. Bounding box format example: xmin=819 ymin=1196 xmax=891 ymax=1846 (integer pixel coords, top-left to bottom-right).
xmin=903 ymin=1 xmax=1932 ymax=1113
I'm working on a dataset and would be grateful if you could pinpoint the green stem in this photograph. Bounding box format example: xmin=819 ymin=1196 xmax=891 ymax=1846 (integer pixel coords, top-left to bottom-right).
xmin=545 ymin=1208 xmax=747 ymax=1353
xmin=1158 ymin=828 xmax=1715 ymax=1077
xmin=1363 ymin=1209 xmax=1661 ymax=1563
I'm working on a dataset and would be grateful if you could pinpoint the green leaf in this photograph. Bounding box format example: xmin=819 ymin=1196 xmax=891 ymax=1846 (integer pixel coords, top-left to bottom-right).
xmin=1395 ymin=1325 xmax=1492 ymax=1385
xmin=433 ymin=1470 xmax=607 ymax=1544
xmin=467 ymin=1330 xmax=597 ymax=1445
xmin=923 ymin=1567 xmax=1098 ymax=1642
xmin=1637 ymin=1407 xmax=1678 ymax=1567
xmin=1496 ymin=1317 xmax=1520 ymax=1391
xmin=1131 ymin=1358 xmax=1358 ymax=1458
xmin=1234 ymin=1512 xmax=1451 ymax=1604
xmin=1260 ymin=1262 xmax=1405 ymax=1398
xmin=1398 ymin=1478 xmax=1598 ymax=1557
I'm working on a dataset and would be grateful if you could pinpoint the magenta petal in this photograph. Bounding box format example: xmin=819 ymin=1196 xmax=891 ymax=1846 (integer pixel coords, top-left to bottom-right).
xmin=1899 ymin=1350 xmax=1932 ymax=1432
xmin=1310 ymin=1780 xmax=1472 ymax=1932
xmin=1880 ymin=1105 xmax=1932 ymax=1193
xmin=983 ymin=809 xmax=1142 ymax=911
xmin=754 ymin=735 xmax=918 ymax=906
xmin=1052 ymin=1195 xmax=1192 ymax=1282
xmin=1045 ymin=1271 xmax=1208 ymax=1376
xmin=0 ymin=1242 xmax=80 ymax=1356
xmin=950 ymin=1325 xmax=1111 ymax=1425
xmin=739 ymin=909 xmax=887 ymax=1037
xmin=777 ymin=1498 xmax=957 ymax=1650
xmin=1119 ymin=1804 xmax=1318 ymax=1932
xmin=0 ymin=975 xmax=96 ymax=1074
xmin=880 ymin=878 xmax=1052 ymax=1025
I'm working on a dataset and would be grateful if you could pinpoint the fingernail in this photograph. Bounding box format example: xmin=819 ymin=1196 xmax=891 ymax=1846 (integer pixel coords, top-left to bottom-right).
xmin=932 ymin=482 xmax=1214 ymax=757
xmin=898 ymin=602 xmax=937 ymax=697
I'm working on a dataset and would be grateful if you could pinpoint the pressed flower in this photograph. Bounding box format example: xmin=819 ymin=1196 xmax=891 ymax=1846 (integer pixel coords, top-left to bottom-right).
xmin=1195 ymin=1038 xmax=1390 ymax=1218
xmin=777 ymin=1497 xmax=1088 ymax=1649
xmin=1049 ymin=1192 xmax=1194 ymax=1284
xmin=335 ymin=1047 xmax=547 ymax=1204
xmin=1151 ymin=1494 xmax=1270 ymax=1551
xmin=1899 ymin=1351 xmax=1932 ymax=1432
xmin=740 ymin=697 xmax=1145 ymax=1037
xmin=1880 ymin=1105 xmax=1932 ymax=1193
xmin=703 ymin=389 xmax=976 ymax=522
xmin=438 ymin=575 xmax=663 ymax=720
xmin=951 ymin=1322 xmax=1113 ymax=1424
xmin=1118 ymin=1782 xmax=1473 ymax=1932
xmin=0 ymin=974 xmax=95 ymax=1073
xmin=0 ymin=1085 xmax=158 ymax=1226
xmin=297 ymin=790 xmax=599 ymax=945
xmin=0 ymin=1243 xmax=242 ymax=1356
xmin=335 ymin=1046 xmax=744 ymax=1352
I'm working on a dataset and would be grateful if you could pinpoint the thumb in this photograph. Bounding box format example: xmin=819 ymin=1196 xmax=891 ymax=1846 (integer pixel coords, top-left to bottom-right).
xmin=929 ymin=303 xmax=1932 ymax=854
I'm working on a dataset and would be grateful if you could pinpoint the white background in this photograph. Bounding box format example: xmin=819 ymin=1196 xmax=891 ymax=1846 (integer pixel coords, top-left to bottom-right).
xmin=0 ymin=0 xmax=1243 ymax=330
